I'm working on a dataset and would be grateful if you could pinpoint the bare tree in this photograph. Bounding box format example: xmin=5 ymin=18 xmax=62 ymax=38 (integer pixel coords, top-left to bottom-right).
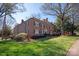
xmin=30 ymin=13 xmax=41 ymax=19
xmin=41 ymin=3 xmax=79 ymax=35
xmin=0 ymin=3 xmax=26 ymax=39
xmin=66 ymin=4 xmax=79 ymax=35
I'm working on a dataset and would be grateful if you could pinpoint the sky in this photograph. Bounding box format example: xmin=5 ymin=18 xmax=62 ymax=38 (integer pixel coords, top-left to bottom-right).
xmin=13 ymin=3 xmax=56 ymax=24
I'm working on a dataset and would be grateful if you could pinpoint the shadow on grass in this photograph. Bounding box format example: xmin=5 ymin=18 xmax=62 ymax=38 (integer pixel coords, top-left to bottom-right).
xmin=35 ymin=36 xmax=59 ymax=42
xmin=72 ymin=35 xmax=79 ymax=37
xmin=0 ymin=40 xmax=16 ymax=44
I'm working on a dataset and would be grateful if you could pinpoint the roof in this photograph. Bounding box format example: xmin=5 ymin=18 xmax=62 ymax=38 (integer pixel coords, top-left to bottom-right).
xmin=14 ymin=17 xmax=54 ymax=28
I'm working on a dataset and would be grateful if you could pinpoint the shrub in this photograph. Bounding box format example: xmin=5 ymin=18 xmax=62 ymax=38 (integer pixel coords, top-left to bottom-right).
xmin=0 ymin=26 xmax=12 ymax=39
xmin=9 ymin=34 xmax=15 ymax=39
xmin=14 ymin=33 xmax=31 ymax=42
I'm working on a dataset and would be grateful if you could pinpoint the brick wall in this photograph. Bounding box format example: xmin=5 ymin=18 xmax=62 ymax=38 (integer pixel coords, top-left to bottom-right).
xmin=14 ymin=17 xmax=54 ymax=37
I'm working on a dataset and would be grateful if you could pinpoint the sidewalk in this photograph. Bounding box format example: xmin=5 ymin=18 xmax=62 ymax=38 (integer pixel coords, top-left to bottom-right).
xmin=67 ymin=40 xmax=79 ymax=56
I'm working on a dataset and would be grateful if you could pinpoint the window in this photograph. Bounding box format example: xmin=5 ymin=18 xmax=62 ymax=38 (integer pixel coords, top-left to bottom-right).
xmin=33 ymin=21 xmax=35 ymax=25
xmin=34 ymin=21 xmax=39 ymax=27
xmin=44 ymin=29 xmax=47 ymax=32
xmin=34 ymin=29 xmax=39 ymax=35
xmin=39 ymin=30 xmax=42 ymax=34
xmin=42 ymin=30 xmax=44 ymax=34
xmin=39 ymin=23 xmax=42 ymax=27
xmin=44 ymin=29 xmax=47 ymax=34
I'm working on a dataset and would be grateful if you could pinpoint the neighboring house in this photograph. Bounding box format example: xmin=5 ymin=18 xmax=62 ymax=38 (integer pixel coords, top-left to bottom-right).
xmin=14 ymin=17 xmax=54 ymax=37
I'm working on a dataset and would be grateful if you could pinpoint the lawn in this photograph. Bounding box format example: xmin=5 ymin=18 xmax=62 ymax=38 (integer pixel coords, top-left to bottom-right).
xmin=0 ymin=36 xmax=79 ymax=56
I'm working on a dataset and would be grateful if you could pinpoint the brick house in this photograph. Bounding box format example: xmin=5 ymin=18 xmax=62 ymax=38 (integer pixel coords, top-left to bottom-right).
xmin=14 ymin=17 xmax=54 ymax=37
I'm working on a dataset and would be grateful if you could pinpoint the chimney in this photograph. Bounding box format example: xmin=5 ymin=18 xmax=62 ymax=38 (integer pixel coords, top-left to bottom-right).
xmin=21 ymin=19 xmax=24 ymax=23
xmin=43 ymin=18 xmax=48 ymax=22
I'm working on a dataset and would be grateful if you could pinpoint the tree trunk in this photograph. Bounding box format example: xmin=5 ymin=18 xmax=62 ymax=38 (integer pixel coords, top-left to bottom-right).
xmin=2 ymin=14 xmax=6 ymax=40
xmin=71 ymin=18 xmax=74 ymax=35
xmin=61 ymin=17 xmax=64 ymax=35
xmin=61 ymin=25 xmax=64 ymax=35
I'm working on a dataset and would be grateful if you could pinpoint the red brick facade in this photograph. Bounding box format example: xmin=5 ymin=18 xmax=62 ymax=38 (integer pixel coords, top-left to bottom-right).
xmin=14 ymin=17 xmax=54 ymax=37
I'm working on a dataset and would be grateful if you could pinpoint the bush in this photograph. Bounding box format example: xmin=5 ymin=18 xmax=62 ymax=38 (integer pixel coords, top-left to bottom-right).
xmin=9 ymin=34 xmax=15 ymax=39
xmin=0 ymin=26 xmax=12 ymax=39
xmin=14 ymin=33 xmax=31 ymax=42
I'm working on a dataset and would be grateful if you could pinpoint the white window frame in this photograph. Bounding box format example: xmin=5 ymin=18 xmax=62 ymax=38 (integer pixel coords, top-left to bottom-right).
xmin=35 ymin=29 xmax=39 ymax=35
xmin=35 ymin=21 xmax=39 ymax=27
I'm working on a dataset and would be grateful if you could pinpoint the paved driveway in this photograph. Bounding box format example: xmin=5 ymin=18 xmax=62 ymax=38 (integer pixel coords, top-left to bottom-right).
xmin=67 ymin=40 xmax=79 ymax=56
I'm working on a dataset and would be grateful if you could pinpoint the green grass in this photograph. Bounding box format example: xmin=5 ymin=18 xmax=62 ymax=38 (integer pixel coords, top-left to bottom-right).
xmin=0 ymin=36 xmax=79 ymax=56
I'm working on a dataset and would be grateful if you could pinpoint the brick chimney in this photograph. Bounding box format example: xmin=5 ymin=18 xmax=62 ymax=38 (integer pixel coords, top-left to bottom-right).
xmin=21 ymin=19 xmax=24 ymax=23
xmin=43 ymin=18 xmax=48 ymax=22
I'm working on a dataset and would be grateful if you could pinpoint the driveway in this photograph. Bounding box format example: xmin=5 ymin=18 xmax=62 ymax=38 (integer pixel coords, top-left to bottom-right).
xmin=67 ymin=40 xmax=79 ymax=56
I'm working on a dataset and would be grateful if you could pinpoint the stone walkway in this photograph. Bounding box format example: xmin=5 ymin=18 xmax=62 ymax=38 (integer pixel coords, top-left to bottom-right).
xmin=67 ymin=40 xmax=79 ymax=56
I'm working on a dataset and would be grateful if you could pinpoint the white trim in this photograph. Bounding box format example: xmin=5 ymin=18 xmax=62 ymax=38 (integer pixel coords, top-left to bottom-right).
xmin=35 ymin=29 xmax=39 ymax=35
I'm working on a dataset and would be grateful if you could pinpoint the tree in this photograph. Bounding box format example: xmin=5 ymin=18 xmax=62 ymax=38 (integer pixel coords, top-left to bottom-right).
xmin=55 ymin=16 xmax=69 ymax=33
xmin=63 ymin=20 xmax=76 ymax=33
xmin=30 ymin=13 xmax=41 ymax=19
xmin=76 ymin=25 xmax=79 ymax=32
xmin=0 ymin=3 xmax=26 ymax=39
xmin=0 ymin=3 xmax=25 ymax=18
xmin=69 ymin=4 xmax=79 ymax=35
xmin=55 ymin=18 xmax=62 ymax=30
xmin=41 ymin=3 xmax=77 ymax=35
xmin=0 ymin=25 xmax=12 ymax=39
